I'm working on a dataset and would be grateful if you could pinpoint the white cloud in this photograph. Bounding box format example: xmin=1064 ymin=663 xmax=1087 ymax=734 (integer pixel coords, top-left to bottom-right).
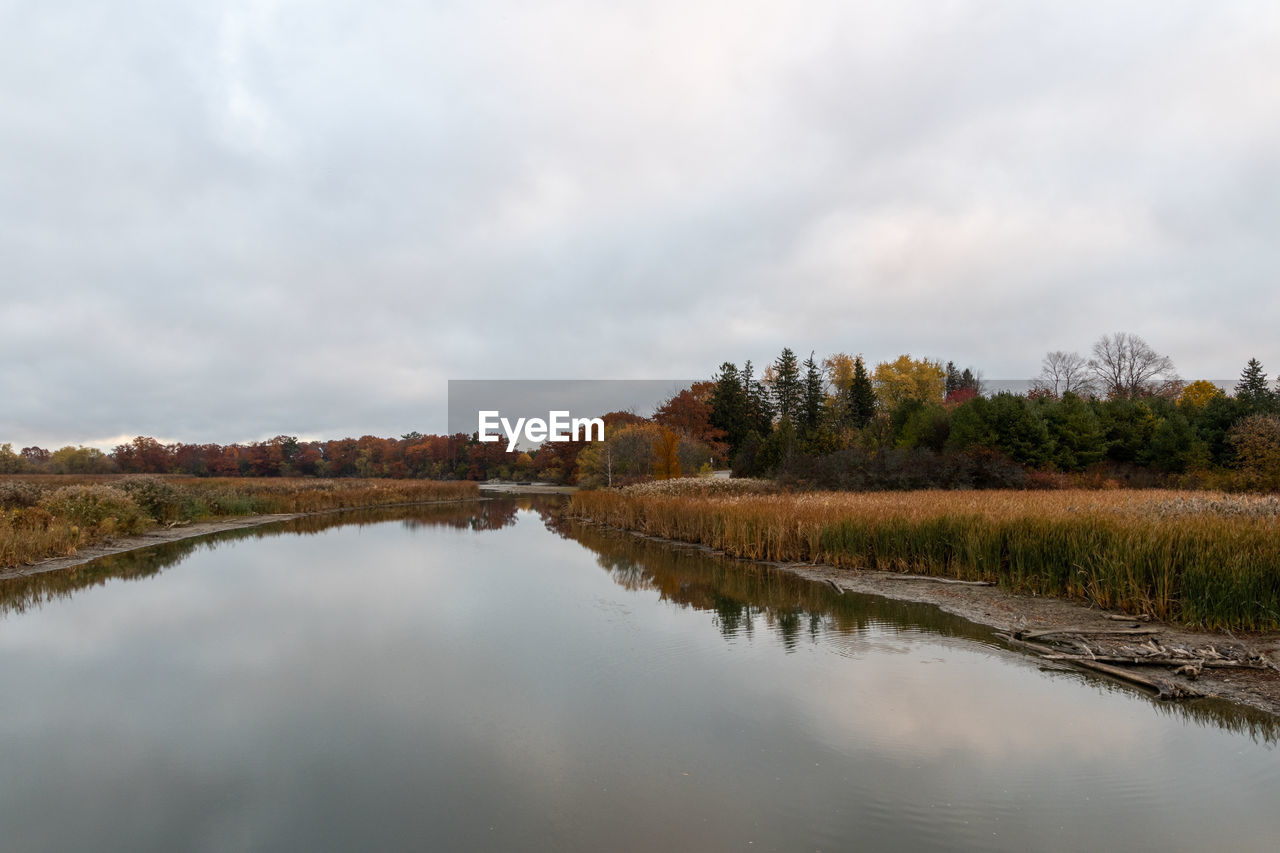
xmin=3 ymin=1 xmax=1279 ymax=444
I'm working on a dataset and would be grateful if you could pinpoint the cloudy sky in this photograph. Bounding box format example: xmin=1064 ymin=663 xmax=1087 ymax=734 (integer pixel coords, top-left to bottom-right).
xmin=3 ymin=1 xmax=1278 ymax=448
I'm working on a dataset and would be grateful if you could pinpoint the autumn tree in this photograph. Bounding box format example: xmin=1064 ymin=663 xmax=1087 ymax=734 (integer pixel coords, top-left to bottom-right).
xmin=652 ymin=427 xmax=682 ymax=480
xmin=823 ymin=353 xmax=857 ymax=395
xmin=1088 ymin=333 xmax=1178 ymax=399
xmin=112 ymin=436 xmax=174 ymax=474
xmin=1229 ymin=414 xmax=1280 ymax=490
xmin=1178 ymin=380 xmax=1225 ymax=410
xmin=48 ymin=445 xmax=115 ymax=474
xmin=873 ymin=355 xmax=945 ymax=412
xmin=0 ymin=443 xmax=21 ymax=473
xmin=20 ymin=446 xmax=50 ymax=471
xmin=654 ymin=381 xmax=727 ymax=461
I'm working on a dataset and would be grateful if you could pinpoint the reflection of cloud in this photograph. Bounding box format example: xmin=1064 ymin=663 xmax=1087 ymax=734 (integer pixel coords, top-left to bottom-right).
xmin=778 ymin=639 xmax=1150 ymax=764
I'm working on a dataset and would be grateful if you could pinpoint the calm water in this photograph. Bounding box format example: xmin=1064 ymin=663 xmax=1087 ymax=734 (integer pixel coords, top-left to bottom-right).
xmin=0 ymin=498 xmax=1276 ymax=852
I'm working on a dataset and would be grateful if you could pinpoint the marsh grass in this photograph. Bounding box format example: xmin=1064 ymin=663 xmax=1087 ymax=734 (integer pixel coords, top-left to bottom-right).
xmin=570 ymin=489 xmax=1280 ymax=630
xmin=0 ymin=476 xmax=479 ymax=568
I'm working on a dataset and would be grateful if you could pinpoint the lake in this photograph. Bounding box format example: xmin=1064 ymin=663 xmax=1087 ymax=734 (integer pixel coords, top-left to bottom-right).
xmin=0 ymin=497 xmax=1276 ymax=851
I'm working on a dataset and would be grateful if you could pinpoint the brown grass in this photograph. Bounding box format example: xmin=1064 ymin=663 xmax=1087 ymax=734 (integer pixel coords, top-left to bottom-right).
xmin=0 ymin=476 xmax=479 ymax=568
xmin=570 ymin=489 xmax=1280 ymax=630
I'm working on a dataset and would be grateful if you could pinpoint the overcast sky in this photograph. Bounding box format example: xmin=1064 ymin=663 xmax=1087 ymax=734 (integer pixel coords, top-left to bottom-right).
xmin=3 ymin=1 xmax=1278 ymax=448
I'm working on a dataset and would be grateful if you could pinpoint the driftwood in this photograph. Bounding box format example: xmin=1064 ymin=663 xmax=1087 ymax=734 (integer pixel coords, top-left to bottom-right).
xmin=1018 ymin=627 xmax=1161 ymax=641
xmin=887 ymin=575 xmax=993 ymax=586
xmin=825 ymin=579 xmax=844 ymax=594
xmin=1038 ymin=654 xmax=1269 ymax=670
xmin=1102 ymin=613 xmax=1151 ymax=622
xmin=996 ymin=632 xmax=1202 ymax=701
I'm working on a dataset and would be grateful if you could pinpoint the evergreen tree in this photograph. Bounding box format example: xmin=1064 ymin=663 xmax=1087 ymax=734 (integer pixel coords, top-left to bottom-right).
xmin=801 ymin=352 xmax=824 ymax=437
xmin=1040 ymin=392 xmax=1105 ymax=471
xmin=1235 ymin=358 xmax=1276 ymax=414
xmin=846 ymin=356 xmax=876 ymax=428
xmin=742 ymin=360 xmax=775 ymax=437
xmin=945 ymin=361 xmax=962 ymax=395
xmin=771 ymin=347 xmax=802 ymax=422
xmin=708 ymin=362 xmax=750 ymax=455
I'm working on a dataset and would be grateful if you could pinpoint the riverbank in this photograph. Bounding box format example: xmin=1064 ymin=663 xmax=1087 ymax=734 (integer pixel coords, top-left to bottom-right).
xmin=0 ymin=476 xmax=479 ymax=568
xmin=0 ymin=496 xmax=492 ymax=581
xmin=578 ymin=520 xmax=1280 ymax=717
xmin=0 ymin=513 xmax=305 ymax=580
xmin=571 ymin=488 xmax=1280 ymax=629
xmin=567 ymin=485 xmax=1280 ymax=717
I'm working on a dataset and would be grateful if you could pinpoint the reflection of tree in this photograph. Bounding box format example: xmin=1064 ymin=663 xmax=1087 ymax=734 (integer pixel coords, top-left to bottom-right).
xmin=0 ymin=501 xmax=519 ymax=618
xmin=398 ymin=499 xmax=519 ymax=532
xmin=711 ymin=593 xmax=750 ymax=639
xmin=557 ymin=518 xmax=1280 ymax=744
xmin=775 ymin=608 xmax=801 ymax=650
xmin=563 ymin=518 xmax=994 ymax=643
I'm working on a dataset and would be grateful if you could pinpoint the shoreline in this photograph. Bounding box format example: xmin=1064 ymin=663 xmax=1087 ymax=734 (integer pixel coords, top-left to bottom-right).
xmin=584 ymin=522 xmax=1280 ymax=718
xmin=0 ymin=498 xmax=488 ymax=581
xmin=7 ymin=496 xmax=1278 ymax=718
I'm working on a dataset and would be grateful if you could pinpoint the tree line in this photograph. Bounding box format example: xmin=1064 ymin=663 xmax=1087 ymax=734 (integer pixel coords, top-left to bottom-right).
xmin=708 ymin=334 xmax=1280 ymax=490
xmin=3 ymin=332 xmax=1278 ymax=490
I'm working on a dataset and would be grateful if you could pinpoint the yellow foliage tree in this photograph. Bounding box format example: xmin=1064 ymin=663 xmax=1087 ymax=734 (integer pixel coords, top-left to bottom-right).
xmin=651 ymin=427 xmax=682 ymax=480
xmin=872 ymin=355 xmax=946 ymax=411
xmin=822 ymin=353 xmax=857 ymax=394
xmin=1178 ymin=380 xmax=1225 ymax=410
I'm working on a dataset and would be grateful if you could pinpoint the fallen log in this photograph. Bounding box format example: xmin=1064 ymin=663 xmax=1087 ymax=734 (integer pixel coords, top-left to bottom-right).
xmin=1038 ymin=654 xmax=1269 ymax=669
xmin=1019 ymin=627 xmax=1161 ymax=641
xmin=995 ymin=632 xmax=1201 ymax=701
xmin=887 ymin=575 xmax=993 ymax=586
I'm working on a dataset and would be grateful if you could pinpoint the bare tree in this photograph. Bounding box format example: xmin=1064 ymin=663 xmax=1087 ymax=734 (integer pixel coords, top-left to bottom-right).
xmin=1088 ymin=333 xmax=1180 ymax=399
xmin=1035 ymin=350 xmax=1095 ymax=397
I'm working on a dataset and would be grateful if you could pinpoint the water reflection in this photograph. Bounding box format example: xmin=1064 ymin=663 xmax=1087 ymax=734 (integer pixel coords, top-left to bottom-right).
xmin=559 ymin=517 xmax=1280 ymax=745
xmin=0 ymin=498 xmax=1276 ymax=852
xmin=0 ymin=499 xmax=520 ymax=619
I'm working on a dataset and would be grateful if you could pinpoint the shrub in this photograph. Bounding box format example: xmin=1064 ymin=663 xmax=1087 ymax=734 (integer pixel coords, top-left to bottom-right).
xmin=0 ymin=480 xmax=45 ymax=509
xmin=1230 ymin=414 xmax=1280 ymax=491
xmin=117 ymin=476 xmax=190 ymax=523
xmin=38 ymin=485 xmax=150 ymax=535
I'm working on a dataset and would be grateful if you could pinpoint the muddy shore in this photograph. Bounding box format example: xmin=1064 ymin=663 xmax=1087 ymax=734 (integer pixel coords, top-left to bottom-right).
xmin=0 ymin=514 xmax=309 ymax=581
xmin=609 ymin=526 xmax=1280 ymax=718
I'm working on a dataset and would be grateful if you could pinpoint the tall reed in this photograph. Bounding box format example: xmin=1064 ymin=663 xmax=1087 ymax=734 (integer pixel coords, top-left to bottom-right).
xmin=569 ymin=489 xmax=1280 ymax=630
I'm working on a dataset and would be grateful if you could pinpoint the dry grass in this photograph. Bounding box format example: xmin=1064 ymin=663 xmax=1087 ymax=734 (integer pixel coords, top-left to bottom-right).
xmin=570 ymin=488 xmax=1280 ymax=630
xmin=0 ymin=476 xmax=479 ymax=568
xmin=618 ymin=477 xmax=777 ymax=498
